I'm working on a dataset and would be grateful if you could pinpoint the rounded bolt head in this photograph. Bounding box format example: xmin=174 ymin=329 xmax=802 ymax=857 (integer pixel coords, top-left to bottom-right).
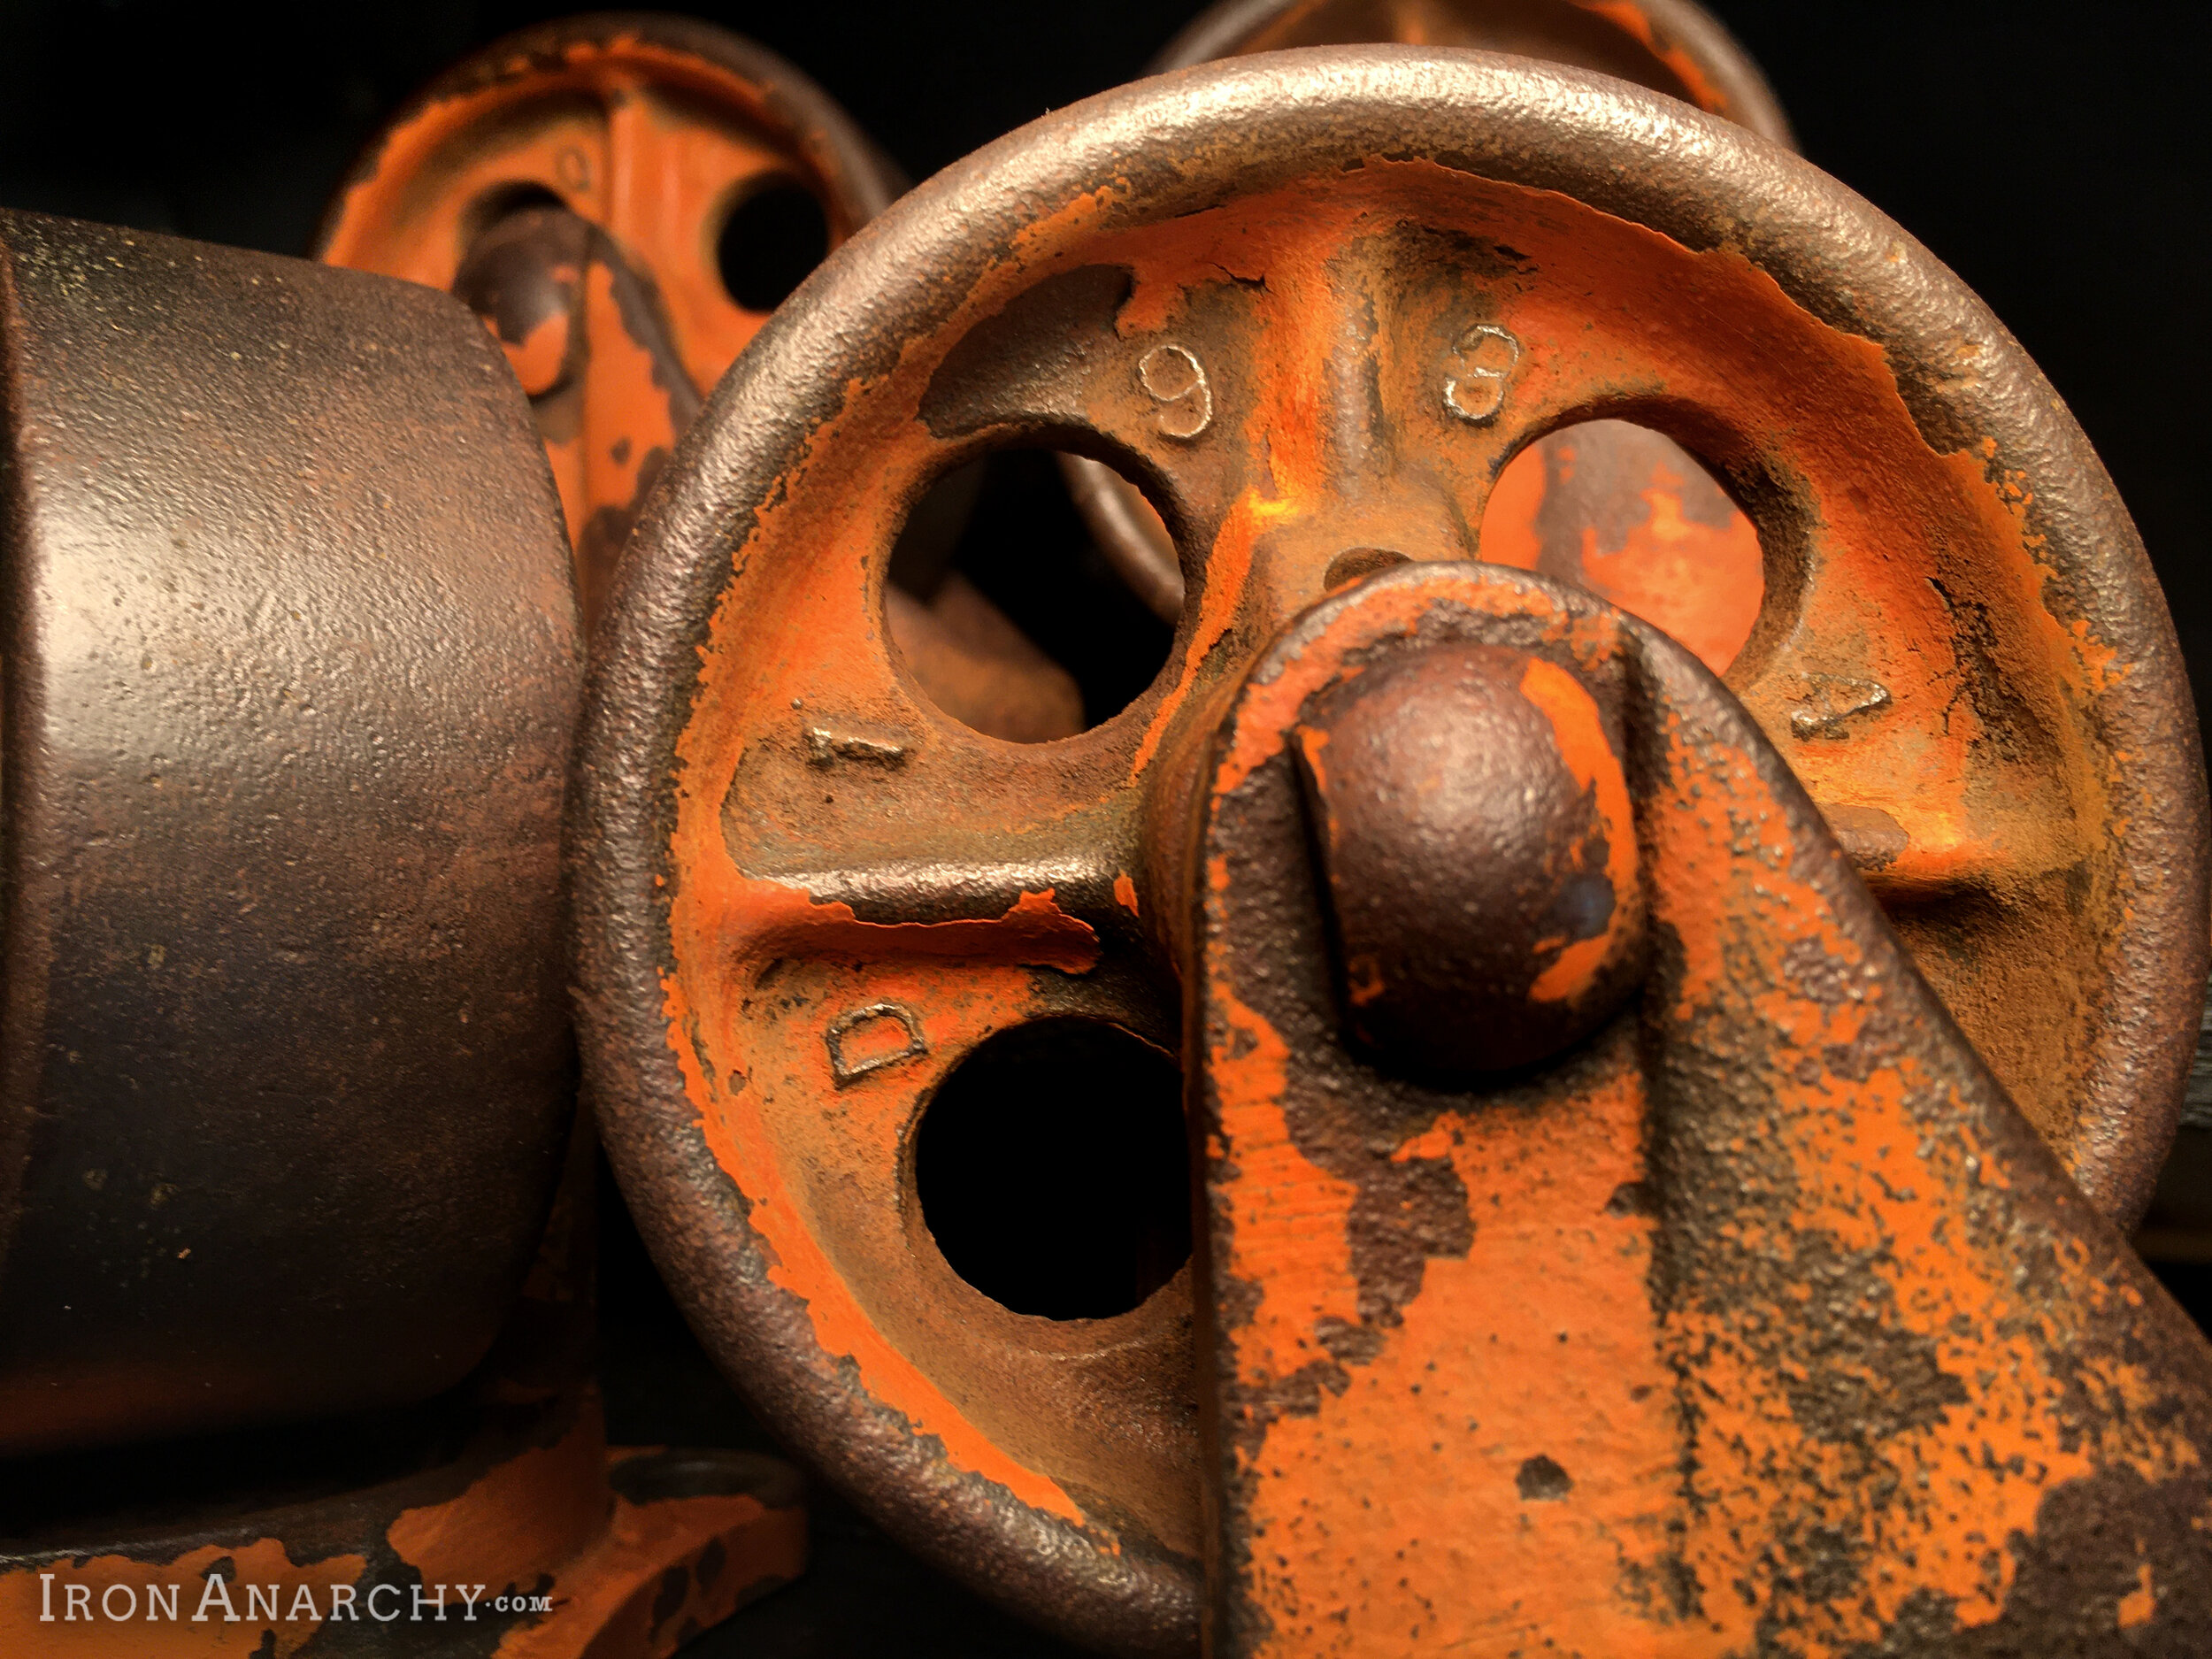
xmin=1294 ymin=640 xmax=1646 ymax=1078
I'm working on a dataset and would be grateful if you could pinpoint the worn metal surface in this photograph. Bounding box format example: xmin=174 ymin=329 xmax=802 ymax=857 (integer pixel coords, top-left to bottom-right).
xmin=1290 ymin=635 xmax=1647 ymax=1076
xmin=1065 ymin=0 xmax=1789 ymax=625
xmin=0 ymin=910 xmax=795 ymax=1657
xmin=1194 ymin=562 xmax=2212 ymax=1654
xmin=2135 ymin=972 xmax=2212 ymax=1264
xmin=0 ymin=1389 xmax=804 ymax=1656
xmin=572 ymin=50 xmax=2206 ymax=1652
xmin=0 ymin=209 xmax=580 ymax=1455
xmin=1156 ymin=0 xmax=1789 ymax=134
xmin=319 ymin=12 xmax=1076 ymax=741
xmin=317 ymin=12 xmax=901 ymax=629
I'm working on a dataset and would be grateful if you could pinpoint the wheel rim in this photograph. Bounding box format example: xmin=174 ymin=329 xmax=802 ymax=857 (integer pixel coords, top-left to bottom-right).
xmin=573 ymin=50 xmax=2206 ymax=1652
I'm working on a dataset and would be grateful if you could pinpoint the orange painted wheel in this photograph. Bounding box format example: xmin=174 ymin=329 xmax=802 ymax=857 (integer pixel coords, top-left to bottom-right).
xmin=572 ymin=51 xmax=2206 ymax=1653
xmin=1068 ymin=0 xmax=1790 ymax=629
xmin=317 ymin=15 xmax=1087 ymax=742
xmin=317 ymin=12 xmax=900 ymax=625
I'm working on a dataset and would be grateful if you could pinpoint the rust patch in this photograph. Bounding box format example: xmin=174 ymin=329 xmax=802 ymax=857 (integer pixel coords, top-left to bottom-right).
xmin=705 ymin=877 xmax=1101 ymax=974
xmin=1193 ymin=565 xmax=2212 ymax=1655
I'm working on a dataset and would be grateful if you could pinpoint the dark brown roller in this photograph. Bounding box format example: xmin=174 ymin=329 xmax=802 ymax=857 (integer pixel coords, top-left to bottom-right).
xmin=0 ymin=211 xmax=581 ymax=1454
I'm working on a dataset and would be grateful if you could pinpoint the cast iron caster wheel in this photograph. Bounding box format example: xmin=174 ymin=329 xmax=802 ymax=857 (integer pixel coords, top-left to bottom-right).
xmin=319 ymin=12 xmax=1088 ymax=744
xmin=572 ymin=50 xmax=2206 ymax=1655
xmin=318 ymin=12 xmax=902 ymax=626
xmin=0 ymin=209 xmax=579 ymax=1455
xmin=1067 ymin=0 xmax=1790 ymax=624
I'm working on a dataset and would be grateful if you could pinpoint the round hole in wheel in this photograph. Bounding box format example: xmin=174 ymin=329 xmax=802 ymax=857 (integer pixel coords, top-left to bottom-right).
xmin=1480 ymin=419 xmax=1764 ymax=674
xmin=312 ymin=14 xmax=903 ymax=626
xmin=886 ymin=448 xmax=1178 ymax=741
xmin=914 ymin=1019 xmax=1188 ymax=1320
xmin=576 ymin=52 xmax=2206 ymax=1655
xmin=718 ymin=176 xmax=831 ymax=312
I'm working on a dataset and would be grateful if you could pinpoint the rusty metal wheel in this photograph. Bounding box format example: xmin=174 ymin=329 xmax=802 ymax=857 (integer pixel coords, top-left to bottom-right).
xmin=1159 ymin=0 xmax=1787 ymax=133
xmin=572 ymin=50 xmax=2205 ymax=1653
xmin=1068 ymin=0 xmax=1791 ymax=624
xmin=0 ymin=210 xmax=579 ymax=1455
xmin=317 ymin=13 xmax=1087 ymax=745
xmin=317 ymin=12 xmax=902 ymax=626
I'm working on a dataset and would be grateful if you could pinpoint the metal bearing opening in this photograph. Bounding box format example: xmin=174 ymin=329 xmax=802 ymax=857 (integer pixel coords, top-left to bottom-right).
xmin=913 ymin=1018 xmax=1190 ymax=1320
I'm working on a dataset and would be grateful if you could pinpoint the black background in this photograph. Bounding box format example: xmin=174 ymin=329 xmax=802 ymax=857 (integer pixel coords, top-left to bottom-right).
xmin=0 ymin=4 xmax=2203 ymax=1654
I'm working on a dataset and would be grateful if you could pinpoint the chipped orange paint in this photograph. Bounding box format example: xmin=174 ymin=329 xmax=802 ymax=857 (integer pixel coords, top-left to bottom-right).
xmin=1061 ymin=155 xmax=2113 ymax=967
xmin=1194 ymin=572 xmax=2212 ymax=1653
xmin=1206 ymin=958 xmax=1363 ymax=1379
xmin=2117 ymin=1563 xmax=2158 ymax=1629
xmin=698 ymin=874 xmax=1100 ymax=974
xmin=1223 ymin=1052 xmax=1674 ymax=1652
xmin=1114 ymin=871 xmax=1141 ymax=915
xmin=1633 ymin=703 xmax=2199 ymax=1648
xmin=646 ymin=139 xmax=2171 ymax=1576
xmin=656 ymin=958 xmax=1093 ymax=1525
xmin=0 ymin=1539 xmax=368 ymax=1656
xmin=1517 ymin=655 xmax=1642 ymax=1001
xmin=0 ymin=1403 xmax=789 ymax=1659
xmin=652 ymin=495 xmax=1117 ymax=1523
xmin=322 ymin=27 xmax=867 ymax=386
xmin=571 ymin=252 xmax=685 ymax=536
xmin=388 ymin=1410 xmax=607 ymax=1594
xmin=492 ymin=1456 xmax=803 ymax=1659
xmin=1948 ymin=439 xmax=2125 ymax=700
xmin=1079 ymin=0 xmax=1791 ymax=647
xmin=320 ymin=22 xmax=883 ymax=626
xmin=1127 ymin=477 xmax=1270 ymax=780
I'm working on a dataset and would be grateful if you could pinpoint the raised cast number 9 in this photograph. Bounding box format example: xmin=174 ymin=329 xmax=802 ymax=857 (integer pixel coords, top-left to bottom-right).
xmin=1138 ymin=343 xmax=1212 ymax=440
